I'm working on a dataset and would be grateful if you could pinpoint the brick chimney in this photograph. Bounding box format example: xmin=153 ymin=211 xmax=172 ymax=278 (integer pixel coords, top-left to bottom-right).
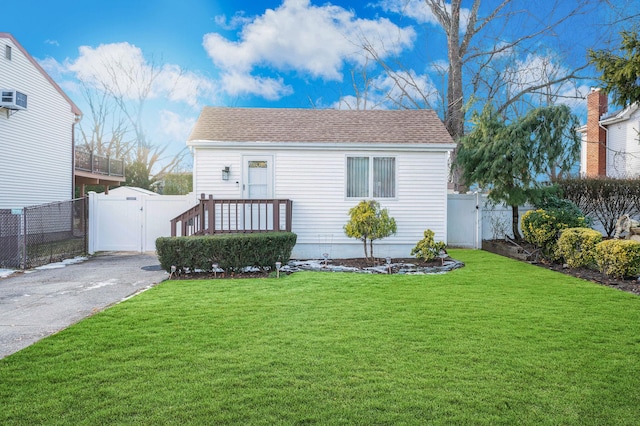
xmin=585 ymin=88 xmax=608 ymax=176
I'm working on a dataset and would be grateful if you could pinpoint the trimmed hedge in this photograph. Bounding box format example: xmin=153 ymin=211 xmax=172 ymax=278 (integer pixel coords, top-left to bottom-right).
xmin=557 ymin=177 xmax=640 ymax=237
xmin=156 ymin=232 xmax=297 ymax=273
xmin=594 ymin=239 xmax=640 ymax=279
xmin=555 ymin=227 xmax=602 ymax=268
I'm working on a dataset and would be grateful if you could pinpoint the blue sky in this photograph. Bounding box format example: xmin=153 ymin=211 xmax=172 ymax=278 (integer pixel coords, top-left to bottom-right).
xmin=2 ymin=0 xmax=630 ymax=166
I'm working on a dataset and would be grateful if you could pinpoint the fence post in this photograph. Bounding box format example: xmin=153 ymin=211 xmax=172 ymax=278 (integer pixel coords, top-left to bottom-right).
xmin=84 ymin=196 xmax=89 ymax=255
xmin=21 ymin=208 xmax=27 ymax=269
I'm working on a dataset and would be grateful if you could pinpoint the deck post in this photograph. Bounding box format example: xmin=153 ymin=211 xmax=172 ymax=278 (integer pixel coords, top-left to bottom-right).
xmin=208 ymin=195 xmax=215 ymax=234
xmin=273 ymin=200 xmax=280 ymax=231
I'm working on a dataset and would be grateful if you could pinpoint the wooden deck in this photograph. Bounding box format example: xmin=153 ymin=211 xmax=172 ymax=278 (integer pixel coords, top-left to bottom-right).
xmin=171 ymin=194 xmax=292 ymax=237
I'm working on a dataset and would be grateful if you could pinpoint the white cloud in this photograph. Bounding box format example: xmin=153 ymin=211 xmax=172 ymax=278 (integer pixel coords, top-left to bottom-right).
xmin=159 ymin=110 xmax=196 ymax=142
xmin=503 ymin=52 xmax=587 ymax=109
xmin=376 ymin=0 xmax=441 ymax=25
xmin=45 ymin=39 xmax=60 ymax=47
xmin=214 ymin=12 xmax=253 ymax=30
xmin=38 ymin=56 xmax=69 ymax=79
xmin=220 ymin=71 xmax=293 ymax=100
xmin=66 ymin=42 xmax=216 ymax=107
xmin=203 ymin=0 xmax=415 ymax=99
xmin=333 ymin=69 xmax=439 ymax=110
xmin=428 ymin=59 xmax=449 ymax=74
xmin=376 ymin=0 xmax=470 ymax=28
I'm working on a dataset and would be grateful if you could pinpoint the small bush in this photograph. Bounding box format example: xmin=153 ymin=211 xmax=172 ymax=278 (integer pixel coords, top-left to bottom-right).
xmin=594 ymin=239 xmax=640 ymax=279
xmin=411 ymin=229 xmax=446 ymax=262
xmin=344 ymin=200 xmax=397 ymax=261
xmin=156 ymin=232 xmax=297 ymax=273
xmin=555 ymin=228 xmax=602 ymax=268
xmin=521 ymin=208 xmax=588 ymax=258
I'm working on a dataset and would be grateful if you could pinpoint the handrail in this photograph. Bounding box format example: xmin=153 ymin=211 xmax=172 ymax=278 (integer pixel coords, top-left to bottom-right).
xmin=74 ymin=149 xmax=125 ymax=177
xmin=171 ymin=194 xmax=293 ymax=236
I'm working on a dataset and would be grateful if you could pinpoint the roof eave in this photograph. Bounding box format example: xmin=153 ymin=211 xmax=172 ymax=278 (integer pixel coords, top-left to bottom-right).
xmin=187 ymin=140 xmax=457 ymax=151
xmin=600 ymin=103 xmax=639 ymax=125
xmin=0 ymin=32 xmax=82 ymax=117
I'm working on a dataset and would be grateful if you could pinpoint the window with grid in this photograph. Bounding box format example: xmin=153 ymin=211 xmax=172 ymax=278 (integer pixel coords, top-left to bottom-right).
xmin=346 ymin=156 xmax=396 ymax=198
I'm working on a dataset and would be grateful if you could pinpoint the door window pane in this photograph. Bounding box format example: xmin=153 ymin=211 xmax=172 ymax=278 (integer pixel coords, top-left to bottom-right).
xmin=248 ymin=160 xmax=268 ymax=198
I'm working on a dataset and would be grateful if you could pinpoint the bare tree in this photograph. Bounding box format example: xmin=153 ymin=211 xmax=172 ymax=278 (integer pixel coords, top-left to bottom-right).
xmin=76 ymin=82 xmax=133 ymax=160
xmin=423 ymin=0 xmax=593 ymax=136
xmin=76 ymin=54 xmax=189 ymax=188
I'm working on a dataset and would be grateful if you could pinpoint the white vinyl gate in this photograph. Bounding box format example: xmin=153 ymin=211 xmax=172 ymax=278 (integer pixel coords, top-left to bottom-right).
xmin=446 ymin=193 xmax=533 ymax=248
xmin=88 ymin=192 xmax=196 ymax=253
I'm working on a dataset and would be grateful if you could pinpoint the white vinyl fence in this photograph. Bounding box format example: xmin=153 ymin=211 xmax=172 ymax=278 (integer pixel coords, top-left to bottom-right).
xmin=447 ymin=193 xmax=533 ymax=248
xmin=89 ymin=191 xmax=531 ymax=253
xmin=88 ymin=192 xmax=196 ymax=253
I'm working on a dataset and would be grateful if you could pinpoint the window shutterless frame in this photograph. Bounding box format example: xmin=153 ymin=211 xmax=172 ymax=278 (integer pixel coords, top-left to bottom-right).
xmin=346 ymin=155 xmax=396 ymax=199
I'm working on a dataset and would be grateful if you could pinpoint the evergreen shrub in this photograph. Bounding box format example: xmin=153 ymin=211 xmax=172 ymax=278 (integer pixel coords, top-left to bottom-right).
xmin=594 ymin=239 xmax=640 ymax=279
xmin=555 ymin=227 xmax=602 ymax=268
xmin=411 ymin=229 xmax=446 ymax=262
xmin=521 ymin=208 xmax=588 ymax=258
xmin=156 ymin=232 xmax=297 ymax=273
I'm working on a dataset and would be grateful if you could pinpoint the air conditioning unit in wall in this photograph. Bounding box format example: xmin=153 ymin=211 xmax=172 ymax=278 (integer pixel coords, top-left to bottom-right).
xmin=0 ymin=90 xmax=27 ymax=110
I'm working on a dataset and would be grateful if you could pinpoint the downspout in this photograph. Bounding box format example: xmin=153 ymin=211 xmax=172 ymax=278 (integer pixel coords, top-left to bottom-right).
xmin=72 ymin=114 xmax=81 ymax=199
xmin=598 ymin=122 xmax=609 ymax=176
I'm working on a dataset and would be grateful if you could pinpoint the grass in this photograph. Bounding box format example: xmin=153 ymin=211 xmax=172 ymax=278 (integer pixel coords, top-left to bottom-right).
xmin=1 ymin=250 xmax=640 ymax=425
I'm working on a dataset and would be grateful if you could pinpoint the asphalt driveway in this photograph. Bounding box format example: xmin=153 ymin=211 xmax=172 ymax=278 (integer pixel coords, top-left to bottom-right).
xmin=0 ymin=252 xmax=167 ymax=359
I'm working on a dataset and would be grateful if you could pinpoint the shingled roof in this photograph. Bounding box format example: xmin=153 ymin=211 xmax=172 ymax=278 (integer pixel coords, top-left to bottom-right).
xmin=188 ymin=107 xmax=454 ymax=145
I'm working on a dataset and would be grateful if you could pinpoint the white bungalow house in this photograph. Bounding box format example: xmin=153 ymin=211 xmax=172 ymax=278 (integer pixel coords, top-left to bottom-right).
xmin=183 ymin=107 xmax=456 ymax=259
xmin=0 ymin=32 xmax=83 ymax=209
xmin=580 ymin=87 xmax=640 ymax=178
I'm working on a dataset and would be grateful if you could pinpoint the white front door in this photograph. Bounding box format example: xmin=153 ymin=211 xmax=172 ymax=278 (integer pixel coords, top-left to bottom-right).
xmin=242 ymin=156 xmax=274 ymax=230
xmin=243 ymin=156 xmax=273 ymax=199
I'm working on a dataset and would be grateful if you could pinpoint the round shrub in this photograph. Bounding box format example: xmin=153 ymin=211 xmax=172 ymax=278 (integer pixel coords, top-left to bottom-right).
xmin=521 ymin=208 xmax=588 ymax=258
xmin=594 ymin=239 xmax=640 ymax=279
xmin=555 ymin=227 xmax=602 ymax=268
xmin=411 ymin=229 xmax=446 ymax=262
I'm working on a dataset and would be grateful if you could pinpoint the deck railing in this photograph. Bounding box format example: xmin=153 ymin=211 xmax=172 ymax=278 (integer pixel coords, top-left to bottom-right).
xmin=75 ymin=149 xmax=125 ymax=177
xmin=171 ymin=194 xmax=293 ymax=237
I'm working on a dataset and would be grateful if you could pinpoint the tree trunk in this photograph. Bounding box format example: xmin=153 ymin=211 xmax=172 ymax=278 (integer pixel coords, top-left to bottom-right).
xmin=511 ymin=205 xmax=522 ymax=241
xmin=362 ymin=238 xmax=369 ymax=260
xmin=445 ymin=3 xmax=464 ymax=142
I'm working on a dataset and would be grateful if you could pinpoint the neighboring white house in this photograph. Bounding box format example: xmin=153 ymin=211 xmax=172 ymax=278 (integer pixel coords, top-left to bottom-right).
xmin=580 ymin=87 xmax=640 ymax=178
xmin=0 ymin=32 xmax=82 ymax=210
xmin=186 ymin=107 xmax=456 ymax=259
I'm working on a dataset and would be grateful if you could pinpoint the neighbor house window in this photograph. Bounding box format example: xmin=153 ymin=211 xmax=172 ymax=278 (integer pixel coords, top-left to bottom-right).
xmin=346 ymin=156 xmax=396 ymax=198
xmin=5 ymin=45 xmax=11 ymax=61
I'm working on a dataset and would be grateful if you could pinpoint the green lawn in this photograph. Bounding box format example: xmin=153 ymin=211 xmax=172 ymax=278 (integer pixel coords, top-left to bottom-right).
xmin=1 ymin=250 xmax=639 ymax=425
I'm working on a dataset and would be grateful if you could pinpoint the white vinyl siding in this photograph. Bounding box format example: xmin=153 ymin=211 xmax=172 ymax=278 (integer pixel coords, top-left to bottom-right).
xmin=193 ymin=146 xmax=449 ymax=258
xmin=606 ymin=110 xmax=640 ymax=178
xmin=0 ymin=37 xmax=76 ymax=209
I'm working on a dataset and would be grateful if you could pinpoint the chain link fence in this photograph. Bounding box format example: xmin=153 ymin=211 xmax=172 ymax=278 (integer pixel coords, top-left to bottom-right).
xmin=0 ymin=198 xmax=87 ymax=269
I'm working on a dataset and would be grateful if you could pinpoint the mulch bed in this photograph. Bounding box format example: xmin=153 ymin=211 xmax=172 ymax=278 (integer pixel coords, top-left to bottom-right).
xmin=485 ymin=239 xmax=640 ymax=296
xmin=169 ymin=257 xmax=449 ymax=280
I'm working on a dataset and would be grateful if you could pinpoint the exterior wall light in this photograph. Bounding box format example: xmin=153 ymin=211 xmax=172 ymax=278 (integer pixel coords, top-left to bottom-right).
xmin=222 ymin=166 xmax=230 ymax=181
